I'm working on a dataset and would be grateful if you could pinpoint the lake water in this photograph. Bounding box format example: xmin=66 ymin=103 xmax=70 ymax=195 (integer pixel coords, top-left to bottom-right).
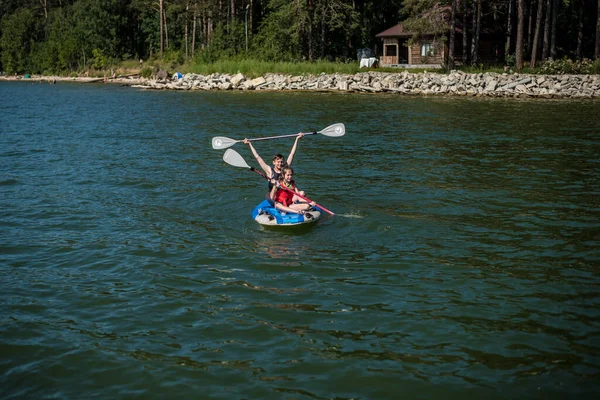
xmin=1 ymin=81 xmax=599 ymax=399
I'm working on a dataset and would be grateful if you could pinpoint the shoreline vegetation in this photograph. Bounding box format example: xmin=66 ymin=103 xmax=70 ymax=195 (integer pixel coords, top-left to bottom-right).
xmin=3 ymin=70 xmax=599 ymax=99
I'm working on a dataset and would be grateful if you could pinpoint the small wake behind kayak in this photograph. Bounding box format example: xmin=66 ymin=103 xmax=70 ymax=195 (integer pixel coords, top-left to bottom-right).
xmin=251 ymin=199 xmax=322 ymax=227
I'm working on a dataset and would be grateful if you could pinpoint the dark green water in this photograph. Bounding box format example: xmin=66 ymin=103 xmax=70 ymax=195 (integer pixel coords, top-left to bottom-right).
xmin=1 ymin=82 xmax=599 ymax=399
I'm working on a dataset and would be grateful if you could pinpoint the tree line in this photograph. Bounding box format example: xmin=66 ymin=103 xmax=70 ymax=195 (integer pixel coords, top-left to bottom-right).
xmin=403 ymin=0 xmax=600 ymax=70
xmin=0 ymin=0 xmax=599 ymax=75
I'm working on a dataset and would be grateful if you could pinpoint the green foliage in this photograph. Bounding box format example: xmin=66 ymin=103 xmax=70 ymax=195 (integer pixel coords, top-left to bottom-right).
xmin=539 ymin=57 xmax=596 ymax=75
xmin=45 ymin=8 xmax=79 ymax=72
xmin=92 ymin=48 xmax=107 ymax=69
xmin=185 ymin=58 xmax=360 ymax=78
xmin=0 ymin=0 xmax=597 ymax=77
xmin=210 ymin=22 xmax=250 ymax=60
xmin=163 ymin=49 xmax=185 ymax=68
xmin=252 ymin=1 xmax=301 ymax=62
xmin=0 ymin=8 xmax=36 ymax=74
xmin=140 ymin=67 xmax=153 ymax=78
xmin=505 ymin=53 xmax=516 ymax=67
xmin=400 ymin=0 xmax=448 ymax=47
xmin=30 ymin=41 xmax=57 ymax=74
xmin=456 ymin=64 xmax=506 ymax=74
xmin=71 ymin=0 xmax=127 ymax=68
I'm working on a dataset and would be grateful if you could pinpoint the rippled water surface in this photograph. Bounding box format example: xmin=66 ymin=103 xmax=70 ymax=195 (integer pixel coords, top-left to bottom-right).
xmin=1 ymin=82 xmax=599 ymax=399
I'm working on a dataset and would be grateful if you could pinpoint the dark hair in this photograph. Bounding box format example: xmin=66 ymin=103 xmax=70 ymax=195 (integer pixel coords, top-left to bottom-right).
xmin=272 ymin=153 xmax=284 ymax=162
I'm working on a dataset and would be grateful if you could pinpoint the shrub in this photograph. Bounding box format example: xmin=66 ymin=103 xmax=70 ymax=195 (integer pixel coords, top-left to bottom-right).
xmin=505 ymin=53 xmax=516 ymax=67
xmin=539 ymin=57 xmax=594 ymax=74
xmin=163 ymin=49 xmax=184 ymax=68
xmin=140 ymin=67 xmax=153 ymax=78
xmin=92 ymin=49 xmax=107 ymax=69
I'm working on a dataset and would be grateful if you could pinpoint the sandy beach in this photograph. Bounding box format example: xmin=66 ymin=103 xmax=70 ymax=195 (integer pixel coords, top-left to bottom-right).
xmin=0 ymin=74 xmax=147 ymax=86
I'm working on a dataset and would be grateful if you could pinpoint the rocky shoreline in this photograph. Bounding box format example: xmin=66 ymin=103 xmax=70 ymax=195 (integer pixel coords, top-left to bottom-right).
xmin=134 ymin=71 xmax=600 ymax=99
xmin=3 ymin=71 xmax=599 ymax=98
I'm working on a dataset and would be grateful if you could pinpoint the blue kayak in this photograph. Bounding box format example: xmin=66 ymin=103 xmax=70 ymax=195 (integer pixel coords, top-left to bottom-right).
xmin=251 ymin=199 xmax=322 ymax=227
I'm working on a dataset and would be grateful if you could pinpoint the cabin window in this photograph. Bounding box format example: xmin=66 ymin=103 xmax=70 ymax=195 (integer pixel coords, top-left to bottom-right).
xmin=421 ymin=43 xmax=434 ymax=57
xmin=385 ymin=45 xmax=397 ymax=57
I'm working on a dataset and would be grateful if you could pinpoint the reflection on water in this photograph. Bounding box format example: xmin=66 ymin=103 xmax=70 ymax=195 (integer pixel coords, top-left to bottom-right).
xmin=252 ymin=232 xmax=314 ymax=262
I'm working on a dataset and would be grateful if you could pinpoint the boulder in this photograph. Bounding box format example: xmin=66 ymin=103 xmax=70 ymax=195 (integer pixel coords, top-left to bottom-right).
xmin=231 ymin=73 xmax=245 ymax=86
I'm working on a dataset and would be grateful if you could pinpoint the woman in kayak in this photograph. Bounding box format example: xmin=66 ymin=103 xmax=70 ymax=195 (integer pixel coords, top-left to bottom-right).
xmin=270 ymin=167 xmax=315 ymax=215
xmin=243 ymin=133 xmax=304 ymax=200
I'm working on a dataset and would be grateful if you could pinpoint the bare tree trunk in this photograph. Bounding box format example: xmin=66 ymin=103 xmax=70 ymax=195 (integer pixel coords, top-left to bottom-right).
xmin=596 ymin=0 xmax=600 ymax=59
xmin=202 ymin=6 xmax=207 ymax=48
xmin=40 ymin=0 xmax=48 ymax=19
xmin=185 ymin=2 xmax=189 ymax=58
xmin=231 ymin=0 xmax=236 ymax=19
xmin=516 ymin=0 xmax=525 ymax=70
xmin=550 ymin=0 xmax=558 ymax=59
xmin=576 ymin=0 xmax=584 ymax=60
xmin=527 ymin=0 xmax=534 ymax=57
xmin=470 ymin=0 xmax=481 ymax=65
xmin=321 ymin=0 xmax=328 ymax=57
xmin=463 ymin=0 xmax=468 ymax=65
xmin=448 ymin=0 xmax=457 ymax=69
xmin=192 ymin=2 xmax=197 ymax=57
xmin=208 ymin=8 xmax=213 ymax=47
xmin=164 ymin=7 xmax=169 ymax=49
xmin=160 ymin=0 xmax=164 ymax=58
xmin=476 ymin=0 xmax=481 ymax=60
xmin=307 ymin=0 xmax=314 ymax=61
xmin=531 ymin=0 xmax=544 ymax=67
xmin=542 ymin=0 xmax=551 ymax=59
xmin=506 ymin=0 xmax=513 ymax=59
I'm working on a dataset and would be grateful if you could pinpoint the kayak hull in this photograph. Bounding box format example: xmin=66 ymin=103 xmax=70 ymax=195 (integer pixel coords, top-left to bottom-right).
xmin=251 ymin=200 xmax=321 ymax=227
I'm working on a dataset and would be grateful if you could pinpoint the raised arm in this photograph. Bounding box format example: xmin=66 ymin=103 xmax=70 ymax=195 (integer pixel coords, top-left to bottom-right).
xmin=244 ymin=139 xmax=272 ymax=177
xmin=285 ymin=132 xmax=304 ymax=166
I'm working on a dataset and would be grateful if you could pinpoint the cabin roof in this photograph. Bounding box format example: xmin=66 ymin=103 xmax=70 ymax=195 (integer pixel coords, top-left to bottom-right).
xmin=375 ymin=24 xmax=415 ymax=39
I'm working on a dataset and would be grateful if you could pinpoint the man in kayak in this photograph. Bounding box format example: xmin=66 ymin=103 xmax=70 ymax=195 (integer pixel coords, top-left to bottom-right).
xmin=269 ymin=167 xmax=315 ymax=215
xmin=243 ymin=132 xmax=304 ymax=201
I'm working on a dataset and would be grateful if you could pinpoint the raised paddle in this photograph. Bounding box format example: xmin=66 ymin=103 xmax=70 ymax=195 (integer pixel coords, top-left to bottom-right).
xmin=212 ymin=123 xmax=345 ymax=150
xmin=222 ymin=149 xmax=335 ymax=215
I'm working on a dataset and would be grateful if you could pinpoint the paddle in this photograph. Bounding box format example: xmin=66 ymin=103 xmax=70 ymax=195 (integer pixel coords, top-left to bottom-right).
xmin=212 ymin=123 xmax=345 ymax=150
xmin=222 ymin=149 xmax=335 ymax=215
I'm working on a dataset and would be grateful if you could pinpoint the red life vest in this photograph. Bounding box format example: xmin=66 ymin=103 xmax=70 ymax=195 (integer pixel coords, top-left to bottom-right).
xmin=274 ymin=181 xmax=296 ymax=207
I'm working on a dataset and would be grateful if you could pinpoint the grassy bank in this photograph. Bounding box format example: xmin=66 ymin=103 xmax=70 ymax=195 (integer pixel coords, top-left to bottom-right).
xmin=33 ymin=57 xmax=600 ymax=80
xmin=141 ymin=58 xmax=436 ymax=78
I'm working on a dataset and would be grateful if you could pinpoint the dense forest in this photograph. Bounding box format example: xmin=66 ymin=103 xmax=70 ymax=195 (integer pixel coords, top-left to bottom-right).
xmin=0 ymin=0 xmax=599 ymax=75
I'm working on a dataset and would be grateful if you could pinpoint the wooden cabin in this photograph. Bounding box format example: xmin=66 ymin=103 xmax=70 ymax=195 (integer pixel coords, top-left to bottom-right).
xmin=375 ymin=23 xmax=504 ymax=68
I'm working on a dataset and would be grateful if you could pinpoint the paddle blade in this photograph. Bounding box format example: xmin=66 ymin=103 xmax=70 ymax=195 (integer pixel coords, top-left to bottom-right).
xmin=318 ymin=123 xmax=345 ymax=137
xmin=212 ymin=136 xmax=238 ymax=149
xmin=223 ymin=149 xmax=251 ymax=169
